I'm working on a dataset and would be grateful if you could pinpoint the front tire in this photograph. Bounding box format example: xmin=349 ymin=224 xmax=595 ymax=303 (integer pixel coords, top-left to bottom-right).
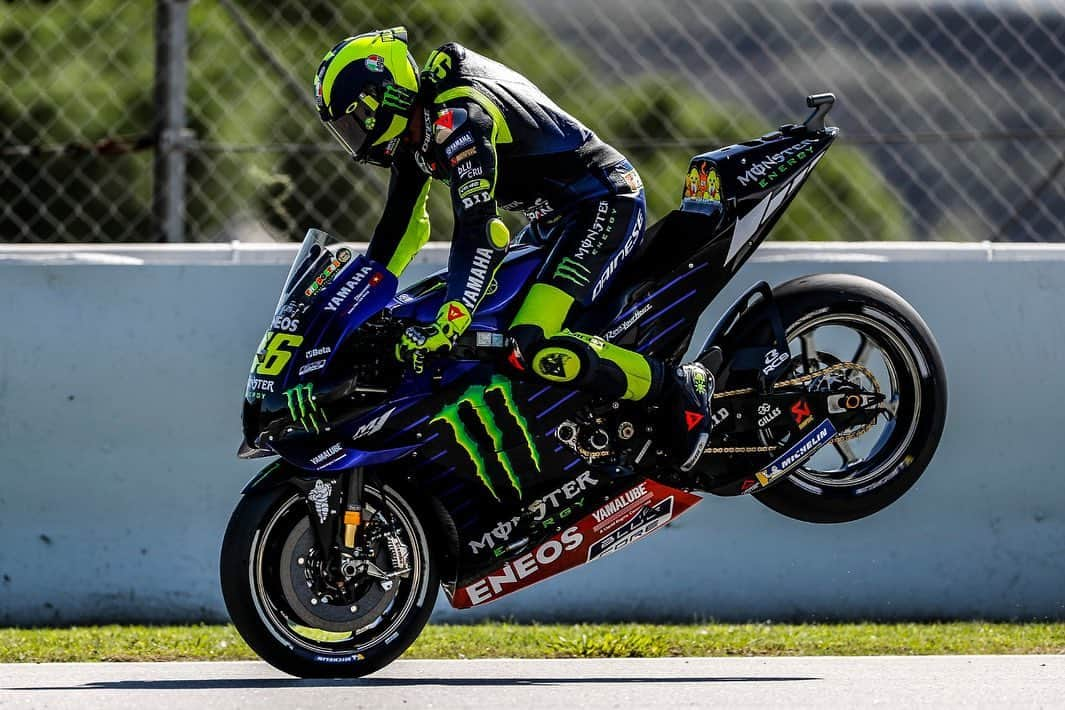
xmin=748 ymin=274 xmax=947 ymax=523
xmin=220 ymin=480 xmax=438 ymax=677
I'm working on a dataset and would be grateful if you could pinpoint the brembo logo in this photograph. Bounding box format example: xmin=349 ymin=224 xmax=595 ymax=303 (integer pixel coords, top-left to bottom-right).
xmin=432 ymin=375 xmax=540 ymax=500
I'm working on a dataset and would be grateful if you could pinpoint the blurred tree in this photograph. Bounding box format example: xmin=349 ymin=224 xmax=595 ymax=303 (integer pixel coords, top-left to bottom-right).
xmin=0 ymin=0 xmax=906 ymax=243
xmin=581 ymin=77 xmax=906 ymax=241
xmin=0 ymin=2 xmax=155 ymax=242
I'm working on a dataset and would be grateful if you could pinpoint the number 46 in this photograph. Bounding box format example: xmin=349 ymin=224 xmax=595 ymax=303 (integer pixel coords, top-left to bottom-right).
xmin=255 ymin=332 xmax=304 ymax=376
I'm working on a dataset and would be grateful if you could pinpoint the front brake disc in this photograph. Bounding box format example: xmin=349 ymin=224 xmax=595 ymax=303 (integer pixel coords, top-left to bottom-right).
xmin=278 ymin=518 xmax=398 ymax=632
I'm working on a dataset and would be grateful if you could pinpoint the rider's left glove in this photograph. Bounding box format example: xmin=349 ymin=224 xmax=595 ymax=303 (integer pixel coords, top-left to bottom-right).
xmin=395 ymin=300 xmax=473 ymax=374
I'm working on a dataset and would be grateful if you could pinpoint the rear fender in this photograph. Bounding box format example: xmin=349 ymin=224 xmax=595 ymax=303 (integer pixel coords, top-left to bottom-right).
xmin=699 ymin=281 xmax=792 ymax=390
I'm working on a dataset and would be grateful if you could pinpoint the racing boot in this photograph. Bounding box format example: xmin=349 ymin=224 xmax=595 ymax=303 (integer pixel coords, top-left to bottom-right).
xmin=661 ymin=362 xmax=715 ymax=471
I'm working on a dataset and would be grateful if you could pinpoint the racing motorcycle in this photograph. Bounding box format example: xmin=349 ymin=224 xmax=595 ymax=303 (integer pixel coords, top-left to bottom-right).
xmin=221 ymin=94 xmax=947 ymax=677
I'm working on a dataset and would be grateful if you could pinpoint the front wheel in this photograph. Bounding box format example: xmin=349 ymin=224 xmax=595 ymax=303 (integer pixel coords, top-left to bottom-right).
xmin=220 ymin=480 xmax=438 ymax=677
xmin=749 ymin=274 xmax=947 ymax=523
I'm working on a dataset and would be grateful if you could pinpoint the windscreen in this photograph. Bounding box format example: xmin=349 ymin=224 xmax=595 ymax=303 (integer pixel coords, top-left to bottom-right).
xmin=242 ymin=228 xmax=398 ymax=450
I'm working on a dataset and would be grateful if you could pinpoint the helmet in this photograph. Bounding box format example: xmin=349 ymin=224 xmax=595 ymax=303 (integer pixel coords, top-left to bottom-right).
xmin=314 ymin=27 xmax=420 ymax=168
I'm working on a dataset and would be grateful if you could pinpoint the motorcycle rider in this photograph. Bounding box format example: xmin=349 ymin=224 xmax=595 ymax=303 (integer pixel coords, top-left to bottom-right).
xmin=314 ymin=27 xmax=714 ymax=470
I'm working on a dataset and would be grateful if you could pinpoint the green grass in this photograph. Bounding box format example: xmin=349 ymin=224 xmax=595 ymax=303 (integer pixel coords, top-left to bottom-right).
xmin=2 ymin=622 xmax=1064 ymax=663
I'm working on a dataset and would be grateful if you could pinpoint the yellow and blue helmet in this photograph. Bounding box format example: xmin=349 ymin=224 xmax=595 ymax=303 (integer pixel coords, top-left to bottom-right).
xmin=313 ymin=27 xmax=420 ymax=167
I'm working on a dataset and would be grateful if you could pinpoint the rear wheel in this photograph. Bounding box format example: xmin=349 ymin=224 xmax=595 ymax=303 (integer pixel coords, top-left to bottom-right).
xmin=220 ymin=480 xmax=437 ymax=677
xmin=750 ymin=274 xmax=947 ymax=523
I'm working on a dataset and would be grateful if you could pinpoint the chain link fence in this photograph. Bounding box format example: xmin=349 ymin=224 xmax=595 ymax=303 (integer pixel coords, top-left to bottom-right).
xmin=1 ymin=0 xmax=1063 ymax=244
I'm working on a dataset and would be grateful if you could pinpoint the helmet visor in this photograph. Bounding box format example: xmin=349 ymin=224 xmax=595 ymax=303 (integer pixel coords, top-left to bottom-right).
xmin=323 ymin=112 xmax=367 ymax=159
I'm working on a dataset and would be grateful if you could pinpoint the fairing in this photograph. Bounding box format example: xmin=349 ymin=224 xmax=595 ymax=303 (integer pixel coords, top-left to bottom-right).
xmin=242 ymin=228 xmax=405 ymax=470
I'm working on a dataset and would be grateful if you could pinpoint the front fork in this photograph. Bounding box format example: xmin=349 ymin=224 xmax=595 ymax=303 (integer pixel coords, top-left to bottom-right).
xmin=339 ymin=468 xmax=364 ymax=549
xmin=286 ymin=467 xmax=367 ymax=579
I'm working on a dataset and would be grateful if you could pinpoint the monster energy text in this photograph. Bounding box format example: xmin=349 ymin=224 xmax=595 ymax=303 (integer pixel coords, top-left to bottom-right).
xmin=737 ymin=138 xmax=818 ymax=189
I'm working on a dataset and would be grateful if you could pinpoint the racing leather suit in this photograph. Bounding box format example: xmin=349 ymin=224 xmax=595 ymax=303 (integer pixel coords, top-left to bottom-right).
xmin=367 ymin=42 xmax=663 ymax=402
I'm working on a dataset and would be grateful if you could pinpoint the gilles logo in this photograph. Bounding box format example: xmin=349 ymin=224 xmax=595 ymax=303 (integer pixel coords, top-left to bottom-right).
xmin=432 ymin=375 xmax=541 ymax=500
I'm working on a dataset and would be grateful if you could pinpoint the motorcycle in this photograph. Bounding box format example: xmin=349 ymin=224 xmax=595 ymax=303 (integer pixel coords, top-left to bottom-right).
xmin=221 ymin=94 xmax=947 ymax=677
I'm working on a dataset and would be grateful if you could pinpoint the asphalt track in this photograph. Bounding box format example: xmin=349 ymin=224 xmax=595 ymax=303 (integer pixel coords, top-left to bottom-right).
xmin=1 ymin=656 xmax=1061 ymax=708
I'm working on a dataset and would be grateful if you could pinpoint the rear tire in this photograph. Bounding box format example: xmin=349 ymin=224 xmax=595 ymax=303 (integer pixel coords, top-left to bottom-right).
xmin=220 ymin=481 xmax=438 ymax=677
xmin=748 ymin=274 xmax=947 ymax=523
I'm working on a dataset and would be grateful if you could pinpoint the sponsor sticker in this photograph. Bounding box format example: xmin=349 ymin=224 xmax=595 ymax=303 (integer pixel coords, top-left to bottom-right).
xmin=684 ymin=161 xmax=722 ymax=203
xmin=522 ymin=198 xmax=554 ymax=221
xmin=458 ymin=179 xmax=491 ymax=199
xmin=248 ymin=377 xmax=274 ymax=393
xmin=605 ymin=304 xmax=652 ymax=340
xmin=310 ymin=443 xmax=342 ymax=466
xmin=323 ymin=265 xmax=374 ymax=313
xmin=736 ymin=138 xmax=819 ymax=190
xmin=307 ymin=479 xmax=332 ymax=523
xmin=456 ymin=161 xmax=484 ymax=180
xmin=444 ymin=132 xmax=475 ymax=157
xmin=449 ymin=147 xmax=477 ymax=166
xmin=763 ymin=348 xmax=789 ymax=375
xmin=433 ymin=375 xmax=540 ymax=499
xmin=434 ymin=107 xmax=468 ymax=144
xmin=710 ymin=406 xmax=729 ymax=427
xmin=529 ymin=471 xmax=599 ymax=522
xmin=352 ymin=407 xmax=395 ymax=440
xmin=365 ymin=54 xmax=385 ymax=72
xmin=592 ymin=210 xmax=643 ymax=300
xmin=467 ymin=515 xmax=523 ymax=557
xmin=451 ymin=478 xmax=701 ymax=609
xmin=591 ymin=482 xmax=652 ymax=534
xmin=754 ymin=418 xmax=837 ymax=487
xmin=463 ymin=527 xmax=584 ymax=606
xmin=587 ymin=496 xmax=675 ymax=562
xmin=757 ymin=403 xmax=782 ymax=427
xmin=298 ymin=360 xmax=326 ymax=377
xmin=461 ymin=191 xmax=492 ymax=210
xmin=791 ymin=398 xmax=813 ymax=429
xmin=620 ymin=167 xmax=643 ymax=192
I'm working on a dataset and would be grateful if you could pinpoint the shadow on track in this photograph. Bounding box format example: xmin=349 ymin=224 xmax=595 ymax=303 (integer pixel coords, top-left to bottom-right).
xmin=11 ymin=675 xmax=821 ymax=691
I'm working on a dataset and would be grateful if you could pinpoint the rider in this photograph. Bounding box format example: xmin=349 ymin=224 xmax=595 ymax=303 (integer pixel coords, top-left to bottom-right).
xmin=313 ymin=27 xmax=714 ymax=470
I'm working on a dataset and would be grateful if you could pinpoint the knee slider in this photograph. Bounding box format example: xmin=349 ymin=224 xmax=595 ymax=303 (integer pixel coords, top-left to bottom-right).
xmin=514 ymin=329 xmax=597 ymax=385
xmin=531 ymin=344 xmax=588 ymax=383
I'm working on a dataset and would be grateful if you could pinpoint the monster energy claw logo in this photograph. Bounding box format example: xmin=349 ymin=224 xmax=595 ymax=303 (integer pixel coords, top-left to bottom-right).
xmin=553 ymin=257 xmax=590 ymax=287
xmin=432 ymin=375 xmax=541 ymax=500
xmin=382 ymin=84 xmax=415 ymax=112
xmin=285 ymin=383 xmax=328 ymax=434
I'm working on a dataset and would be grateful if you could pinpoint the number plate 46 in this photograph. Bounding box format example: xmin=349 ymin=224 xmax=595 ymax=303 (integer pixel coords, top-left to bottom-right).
xmin=255 ymin=332 xmax=304 ymax=376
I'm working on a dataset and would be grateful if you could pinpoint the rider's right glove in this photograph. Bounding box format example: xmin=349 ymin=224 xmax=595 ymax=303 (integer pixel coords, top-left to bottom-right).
xmin=395 ymin=300 xmax=472 ymax=374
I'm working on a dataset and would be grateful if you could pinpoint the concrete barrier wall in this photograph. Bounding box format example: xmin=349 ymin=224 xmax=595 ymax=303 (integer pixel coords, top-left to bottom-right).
xmin=2 ymin=242 xmax=1064 ymax=625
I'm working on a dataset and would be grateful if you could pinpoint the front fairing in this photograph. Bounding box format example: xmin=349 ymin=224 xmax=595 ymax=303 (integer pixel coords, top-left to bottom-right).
xmin=242 ymin=228 xmax=401 ymax=467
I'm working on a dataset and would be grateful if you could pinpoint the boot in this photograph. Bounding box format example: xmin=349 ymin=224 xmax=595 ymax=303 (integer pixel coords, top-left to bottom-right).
xmin=662 ymin=362 xmax=715 ymax=471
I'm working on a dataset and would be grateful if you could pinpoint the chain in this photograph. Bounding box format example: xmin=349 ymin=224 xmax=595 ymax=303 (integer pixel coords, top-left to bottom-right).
xmin=704 ymin=361 xmax=882 ymax=455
